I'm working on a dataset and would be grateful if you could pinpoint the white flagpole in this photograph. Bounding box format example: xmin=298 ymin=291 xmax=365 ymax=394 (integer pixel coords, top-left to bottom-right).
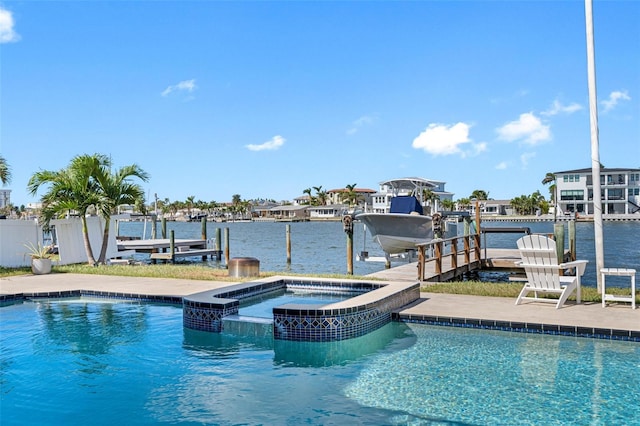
xmin=585 ymin=0 xmax=605 ymax=291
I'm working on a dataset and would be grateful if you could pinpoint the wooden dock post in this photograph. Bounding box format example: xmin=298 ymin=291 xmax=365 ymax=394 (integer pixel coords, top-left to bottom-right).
xmin=451 ymin=238 xmax=458 ymax=272
xmin=347 ymin=232 xmax=353 ymax=275
xmin=417 ymin=245 xmax=425 ymax=281
xmin=151 ymin=216 xmax=157 ymax=239
xmin=215 ymin=228 xmax=222 ymax=261
xmin=286 ymin=224 xmax=291 ymax=264
xmin=161 ymin=218 xmax=167 ymax=239
xmin=224 ymin=227 xmax=230 ymax=266
xmin=568 ymin=220 xmax=576 ymax=261
xmin=201 ymin=217 xmax=207 ymax=260
xmin=343 ymin=215 xmax=354 ymax=275
xmin=169 ymin=230 xmax=175 ymax=263
xmin=434 ymin=240 xmax=443 ymax=278
xmin=554 ymin=223 xmax=565 ymax=265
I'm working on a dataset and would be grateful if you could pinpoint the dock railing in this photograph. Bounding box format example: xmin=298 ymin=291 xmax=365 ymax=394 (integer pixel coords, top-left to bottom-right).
xmin=416 ymin=233 xmax=481 ymax=282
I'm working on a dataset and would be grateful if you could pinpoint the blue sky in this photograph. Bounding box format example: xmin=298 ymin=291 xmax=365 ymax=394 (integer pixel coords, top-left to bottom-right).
xmin=1 ymin=1 xmax=638 ymax=207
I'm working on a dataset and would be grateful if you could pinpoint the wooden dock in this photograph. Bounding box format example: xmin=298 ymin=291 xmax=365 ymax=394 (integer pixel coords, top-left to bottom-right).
xmin=118 ymin=238 xmax=208 ymax=253
xmin=149 ymin=249 xmax=222 ymax=262
xmin=368 ymin=248 xmax=523 ymax=282
xmin=118 ymin=238 xmax=222 ymax=263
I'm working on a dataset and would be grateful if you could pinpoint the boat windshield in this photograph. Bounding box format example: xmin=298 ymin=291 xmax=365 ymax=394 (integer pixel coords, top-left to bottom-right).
xmin=389 ymin=196 xmax=423 ymax=215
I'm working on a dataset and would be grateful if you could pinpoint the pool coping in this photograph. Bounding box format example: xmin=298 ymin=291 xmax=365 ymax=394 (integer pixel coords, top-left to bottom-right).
xmin=394 ymin=312 xmax=640 ymax=342
xmin=182 ymin=276 xmax=420 ymax=341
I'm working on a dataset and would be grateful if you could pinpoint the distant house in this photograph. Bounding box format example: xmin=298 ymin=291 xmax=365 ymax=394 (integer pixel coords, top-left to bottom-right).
xmin=554 ymin=167 xmax=640 ymax=217
xmin=480 ymin=200 xmax=514 ymax=216
xmin=269 ymin=205 xmax=308 ymax=221
xmin=326 ymin=188 xmax=376 ymax=206
xmin=307 ymin=204 xmax=348 ymax=221
xmin=252 ymin=201 xmax=281 ymax=221
xmin=293 ymin=195 xmax=311 ymax=206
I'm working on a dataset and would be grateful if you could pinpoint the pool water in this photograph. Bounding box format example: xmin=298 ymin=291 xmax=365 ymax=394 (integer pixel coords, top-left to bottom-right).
xmin=1 ymin=301 xmax=638 ymax=425
xmin=238 ymin=289 xmax=353 ymax=318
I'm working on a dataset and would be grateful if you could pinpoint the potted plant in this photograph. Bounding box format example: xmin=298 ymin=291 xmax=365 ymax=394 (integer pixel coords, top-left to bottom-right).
xmin=24 ymin=242 xmax=54 ymax=275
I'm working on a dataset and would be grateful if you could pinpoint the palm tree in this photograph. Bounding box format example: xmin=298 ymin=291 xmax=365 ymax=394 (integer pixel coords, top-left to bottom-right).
xmin=510 ymin=195 xmax=528 ymax=215
xmin=93 ymin=163 xmax=149 ymax=263
xmin=421 ymin=188 xmax=440 ymax=214
xmin=470 ymin=189 xmax=489 ymax=200
xmin=0 ymin=155 xmax=11 ymax=185
xmin=457 ymin=197 xmax=471 ymax=211
xmin=542 ymin=172 xmax=557 ymax=221
xmin=28 ymin=154 xmax=109 ymax=265
xmin=312 ymin=186 xmax=328 ymax=206
xmin=28 ymin=154 xmax=148 ymax=265
xmin=302 ymin=188 xmax=314 ymax=205
xmin=440 ymin=199 xmax=455 ymax=211
xmin=340 ymin=183 xmax=360 ymax=207
xmin=185 ymin=195 xmax=196 ymax=217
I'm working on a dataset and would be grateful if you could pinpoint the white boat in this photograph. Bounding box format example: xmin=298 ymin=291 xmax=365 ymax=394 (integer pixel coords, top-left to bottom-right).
xmin=355 ymin=178 xmax=435 ymax=256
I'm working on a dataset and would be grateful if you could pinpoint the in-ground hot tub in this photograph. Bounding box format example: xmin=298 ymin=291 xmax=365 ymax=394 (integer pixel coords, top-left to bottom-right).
xmin=182 ymin=277 xmax=419 ymax=342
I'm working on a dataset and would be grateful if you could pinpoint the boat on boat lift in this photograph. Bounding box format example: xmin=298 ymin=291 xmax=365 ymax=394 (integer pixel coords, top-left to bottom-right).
xmin=355 ymin=178 xmax=436 ymax=259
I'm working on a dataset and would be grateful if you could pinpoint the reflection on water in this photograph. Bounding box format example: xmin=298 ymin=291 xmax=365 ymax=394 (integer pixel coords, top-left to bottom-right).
xmin=273 ymin=322 xmax=416 ymax=367
xmin=183 ymin=326 xmax=274 ymax=355
xmin=184 ymin=321 xmax=416 ymax=368
xmin=518 ymin=338 xmax=560 ymax=390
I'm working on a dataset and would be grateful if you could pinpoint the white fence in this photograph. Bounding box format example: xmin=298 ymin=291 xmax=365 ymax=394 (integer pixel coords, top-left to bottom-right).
xmin=0 ymin=219 xmax=43 ymax=267
xmin=0 ymin=215 xmax=130 ymax=268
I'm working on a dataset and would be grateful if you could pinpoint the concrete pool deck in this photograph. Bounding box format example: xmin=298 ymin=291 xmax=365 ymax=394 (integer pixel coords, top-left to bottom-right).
xmin=1 ymin=271 xmax=638 ymax=338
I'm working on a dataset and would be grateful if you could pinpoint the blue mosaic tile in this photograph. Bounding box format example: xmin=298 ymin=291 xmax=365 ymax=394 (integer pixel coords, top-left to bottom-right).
xmin=397 ymin=314 xmax=640 ymax=342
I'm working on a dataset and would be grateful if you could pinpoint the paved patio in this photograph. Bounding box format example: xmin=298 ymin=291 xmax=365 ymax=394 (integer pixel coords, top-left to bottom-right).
xmin=1 ymin=271 xmax=638 ymax=338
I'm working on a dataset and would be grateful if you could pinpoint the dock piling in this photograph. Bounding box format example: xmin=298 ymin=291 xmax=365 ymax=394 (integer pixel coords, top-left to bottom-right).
xmin=215 ymin=228 xmax=222 ymax=261
xmin=224 ymin=227 xmax=230 ymax=267
xmin=286 ymin=224 xmax=291 ymax=264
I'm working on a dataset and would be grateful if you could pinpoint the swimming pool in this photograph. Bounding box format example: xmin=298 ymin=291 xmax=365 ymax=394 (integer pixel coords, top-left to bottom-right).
xmin=182 ymin=277 xmax=420 ymax=341
xmin=1 ymin=300 xmax=638 ymax=425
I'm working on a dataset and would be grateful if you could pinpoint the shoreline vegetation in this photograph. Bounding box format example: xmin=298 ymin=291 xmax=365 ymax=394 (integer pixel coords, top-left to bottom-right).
xmin=2 ymin=264 xmax=635 ymax=304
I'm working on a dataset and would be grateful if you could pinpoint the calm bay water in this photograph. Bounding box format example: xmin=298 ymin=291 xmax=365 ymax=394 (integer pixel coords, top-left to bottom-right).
xmin=117 ymin=219 xmax=639 ymax=287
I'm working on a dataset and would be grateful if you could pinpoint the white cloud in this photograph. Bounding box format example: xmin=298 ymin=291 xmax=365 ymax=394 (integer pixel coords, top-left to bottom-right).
xmin=0 ymin=7 xmax=20 ymax=43
xmin=411 ymin=122 xmax=473 ymax=156
xmin=162 ymin=79 xmax=197 ymax=97
xmin=520 ymin=152 xmax=536 ymax=169
xmin=246 ymin=135 xmax=285 ymax=152
xmin=469 ymin=141 xmax=487 ymax=156
xmin=601 ymin=90 xmax=631 ymax=113
xmin=495 ymin=161 xmax=508 ymax=170
xmin=347 ymin=115 xmax=375 ymax=135
xmin=542 ymin=99 xmax=583 ymax=116
xmin=496 ymin=112 xmax=551 ymax=145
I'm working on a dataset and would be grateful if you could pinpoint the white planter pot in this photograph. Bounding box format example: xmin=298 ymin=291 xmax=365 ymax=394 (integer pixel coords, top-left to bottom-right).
xmin=31 ymin=258 xmax=52 ymax=275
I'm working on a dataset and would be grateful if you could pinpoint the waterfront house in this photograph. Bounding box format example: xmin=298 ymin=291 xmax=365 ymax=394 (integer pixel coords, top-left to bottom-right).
xmin=369 ymin=177 xmax=454 ymax=214
xmin=268 ymin=205 xmax=308 ymax=221
xmin=307 ymin=204 xmax=349 ymax=221
xmin=478 ymin=199 xmax=515 ymax=216
xmin=326 ymin=187 xmax=376 ymax=206
xmin=293 ymin=195 xmax=311 ymax=206
xmin=554 ymin=167 xmax=640 ymax=218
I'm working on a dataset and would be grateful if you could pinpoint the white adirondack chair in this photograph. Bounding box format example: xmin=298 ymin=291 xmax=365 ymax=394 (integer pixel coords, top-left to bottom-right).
xmin=515 ymin=234 xmax=589 ymax=309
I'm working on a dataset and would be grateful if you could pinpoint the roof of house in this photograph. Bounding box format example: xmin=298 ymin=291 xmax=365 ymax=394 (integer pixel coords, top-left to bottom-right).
xmin=554 ymin=167 xmax=640 ymax=174
xmin=327 ymin=188 xmax=376 ymax=194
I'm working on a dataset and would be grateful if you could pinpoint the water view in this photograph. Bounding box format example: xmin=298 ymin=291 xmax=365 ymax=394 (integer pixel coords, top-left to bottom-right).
xmin=116 ymin=220 xmax=640 ymax=285
xmin=1 ymin=300 xmax=638 ymax=425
